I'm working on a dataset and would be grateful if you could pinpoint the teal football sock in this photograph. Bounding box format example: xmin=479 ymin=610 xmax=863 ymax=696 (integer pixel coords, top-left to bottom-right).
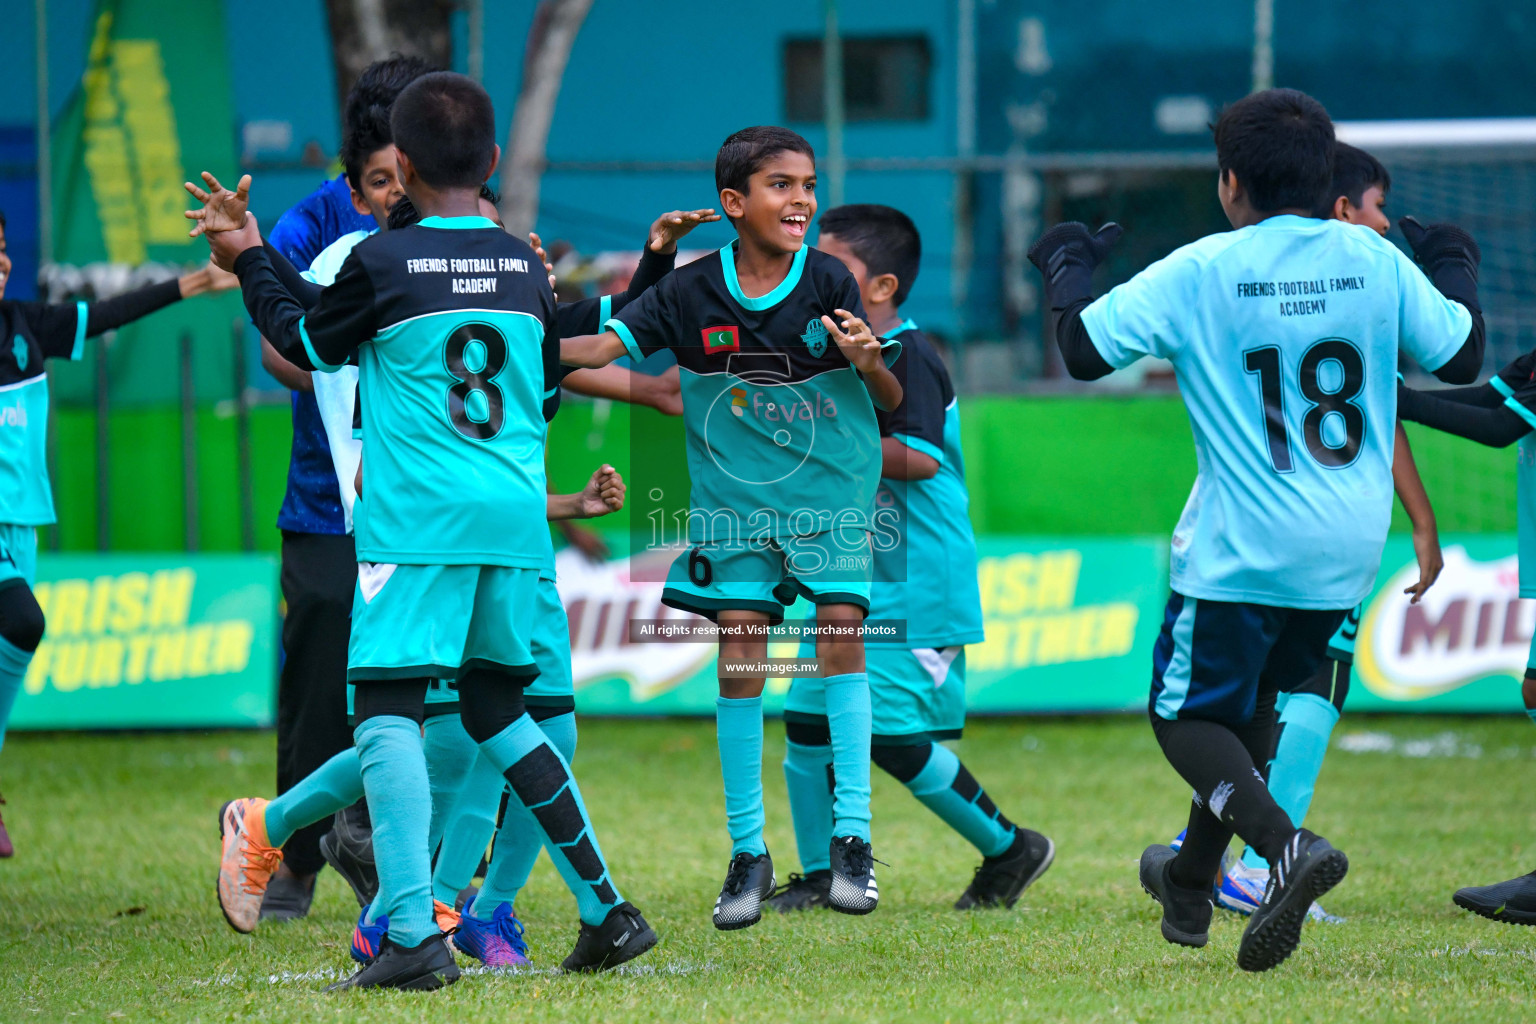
xmin=716 ymin=696 xmax=767 ymax=856
xmin=354 ymin=716 xmax=436 ymax=943
xmin=1527 ymin=707 xmax=1536 ymax=728
xmin=905 ymin=742 xmax=1016 ymax=858
xmin=422 ymin=712 xmax=480 ymax=854
xmin=447 ymin=713 xmax=578 ymax=909
xmin=823 ymin=673 xmax=872 ymax=842
xmin=263 ymin=747 xmax=364 ymax=849
xmin=0 ymin=635 xmax=32 ymax=754
xmin=430 ymin=749 xmax=504 ymax=906
xmin=475 ymin=713 xmax=617 ymax=926
xmin=783 ymin=739 xmax=834 ymax=873
xmin=1242 ymin=692 xmax=1339 ymax=871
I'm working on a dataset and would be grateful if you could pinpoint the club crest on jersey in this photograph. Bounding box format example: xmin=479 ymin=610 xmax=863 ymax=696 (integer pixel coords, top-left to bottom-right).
xmin=12 ymin=336 xmax=26 ymax=372
xmin=801 ymin=318 xmax=828 ymax=358
xmin=701 ymin=325 xmax=740 ymax=354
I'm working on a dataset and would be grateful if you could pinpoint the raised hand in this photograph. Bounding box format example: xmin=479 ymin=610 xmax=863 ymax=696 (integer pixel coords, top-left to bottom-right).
xmin=528 ymin=231 xmax=558 ymax=292
xmin=184 ymin=172 xmax=252 ymax=238
xmin=822 ymin=308 xmax=884 ymax=374
xmin=648 ymin=209 xmax=721 ymax=254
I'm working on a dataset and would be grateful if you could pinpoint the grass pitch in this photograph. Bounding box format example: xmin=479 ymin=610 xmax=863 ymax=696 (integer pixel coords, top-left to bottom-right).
xmin=4 ymin=715 xmax=1535 ymax=1022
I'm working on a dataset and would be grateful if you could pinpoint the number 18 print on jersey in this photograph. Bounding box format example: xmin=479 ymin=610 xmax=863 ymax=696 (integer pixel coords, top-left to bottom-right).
xmin=1081 ymin=215 xmax=1471 ymax=609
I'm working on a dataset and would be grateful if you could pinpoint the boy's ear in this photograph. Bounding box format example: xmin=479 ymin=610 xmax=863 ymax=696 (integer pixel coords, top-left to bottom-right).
xmin=484 ymin=143 xmax=501 ymax=182
xmin=348 ymin=183 xmax=371 ymax=219
xmin=719 ymin=187 xmax=746 ymax=220
xmin=396 ymin=148 xmax=418 ymax=190
xmin=1331 ymin=195 xmax=1353 ymax=222
xmin=870 ymin=272 xmax=900 ymax=305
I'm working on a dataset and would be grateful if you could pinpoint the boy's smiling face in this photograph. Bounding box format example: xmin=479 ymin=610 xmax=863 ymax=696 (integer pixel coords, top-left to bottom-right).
xmin=351 ymin=145 xmax=406 ymax=224
xmin=724 ymin=150 xmax=817 ymax=254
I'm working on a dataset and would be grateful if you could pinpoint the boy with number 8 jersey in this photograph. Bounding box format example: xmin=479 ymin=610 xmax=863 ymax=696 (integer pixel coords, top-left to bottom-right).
xmin=206 ymin=72 xmax=653 ymax=991
xmin=1029 ymin=88 xmax=1482 ymax=973
xmin=561 ymin=126 xmax=902 ymax=930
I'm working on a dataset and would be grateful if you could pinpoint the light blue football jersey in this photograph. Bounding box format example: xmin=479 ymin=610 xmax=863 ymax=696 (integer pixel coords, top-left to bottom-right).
xmin=1082 ymin=215 xmax=1472 ymax=609
xmin=868 ymin=324 xmax=985 ymax=648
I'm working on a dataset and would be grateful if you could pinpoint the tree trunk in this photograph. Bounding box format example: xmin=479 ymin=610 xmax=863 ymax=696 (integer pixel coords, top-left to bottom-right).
xmin=323 ymin=0 xmax=453 ymax=110
xmin=499 ymin=0 xmax=594 ymax=236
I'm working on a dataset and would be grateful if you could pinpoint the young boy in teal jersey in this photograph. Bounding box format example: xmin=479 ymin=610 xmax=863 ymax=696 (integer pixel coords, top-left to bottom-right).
xmin=1030 ymin=88 xmax=1482 ymax=971
xmin=769 ymin=204 xmax=1054 ymax=914
xmin=203 ymin=72 xmax=655 ymax=990
xmin=561 ymin=126 xmax=903 ymax=929
xmin=1213 ymin=143 xmax=1445 ymax=923
xmin=195 ymin=174 xmax=693 ymax=967
xmin=0 ymin=210 xmax=235 ymax=858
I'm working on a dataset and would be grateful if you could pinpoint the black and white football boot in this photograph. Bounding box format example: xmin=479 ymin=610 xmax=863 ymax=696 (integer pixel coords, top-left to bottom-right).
xmin=827 ymin=836 xmax=879 ymax=915
xmin=1237 ymin=829 xmax=1349 ymax=972
xmin=713 ymin=851 xmax=775 ymax=931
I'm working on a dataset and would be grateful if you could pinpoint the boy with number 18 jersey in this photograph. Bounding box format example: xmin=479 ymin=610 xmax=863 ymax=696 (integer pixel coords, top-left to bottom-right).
xmin=1030 ymin=88 xmax=1482 ymax=973
xmin=561 ymin=127 xmax=903 ymax=930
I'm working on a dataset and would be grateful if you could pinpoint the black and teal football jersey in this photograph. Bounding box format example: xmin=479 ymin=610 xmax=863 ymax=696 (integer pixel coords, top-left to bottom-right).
xmin=0 ymin=279 xmax=184 ymax=526
xmin=238 ymin=215 xmax=561 ymax=568
xmin=870 ymin=323 xmax=984 ymax=648
xmin=605 ymin=243 xmax=898 ymax=543
xmin=0 ymin=300 xmax=86 ymax=525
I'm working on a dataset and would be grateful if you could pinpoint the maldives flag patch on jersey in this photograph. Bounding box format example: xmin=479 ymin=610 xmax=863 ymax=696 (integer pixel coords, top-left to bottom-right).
xmin=701 ymin=325 xmax=740 ymax=354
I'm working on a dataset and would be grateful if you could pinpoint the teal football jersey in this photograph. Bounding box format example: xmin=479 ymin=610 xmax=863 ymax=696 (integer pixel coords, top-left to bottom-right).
xmin=0 ymin=300 xmax=87 ymax=525
xmin=607 ymin=243 xmax=898 ymax=544
xmin=239 ymin=215 xmax=561 ymax=568
xmin=869 ymin=323 xmax=984 ymax=648
xmin=1082 ymin=215 xmax=1472 ymax=609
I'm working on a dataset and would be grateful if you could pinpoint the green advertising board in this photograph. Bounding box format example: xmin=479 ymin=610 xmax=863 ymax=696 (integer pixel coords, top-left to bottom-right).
xmin=9 ymin=553 xmax=278 ymax=730
xmin=558 ymin=534 xmax=1529 ymax=718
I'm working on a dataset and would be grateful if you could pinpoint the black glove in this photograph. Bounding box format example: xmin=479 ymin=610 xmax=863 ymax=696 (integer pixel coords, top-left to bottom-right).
xmin=1026 ymin=222 xmax=1123 ymax=309
xmin=1398 ymin=216 xmax=1480 ymax=279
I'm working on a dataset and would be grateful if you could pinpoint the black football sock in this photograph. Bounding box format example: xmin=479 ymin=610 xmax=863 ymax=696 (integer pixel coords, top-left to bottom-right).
xmin=1151 ymin=711 xmax=1296 ymax=877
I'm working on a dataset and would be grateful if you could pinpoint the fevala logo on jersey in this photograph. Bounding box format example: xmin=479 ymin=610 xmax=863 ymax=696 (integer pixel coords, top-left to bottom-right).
xmin=801 ymin=318 xmax=828 ymax=358
xmin=701 ymin=325 xmax=740 ymax=354
xmin=12 ymin=336 xmax=26 ymax=372
xmin=1355 ymin=547 xmax=1532 ymax=701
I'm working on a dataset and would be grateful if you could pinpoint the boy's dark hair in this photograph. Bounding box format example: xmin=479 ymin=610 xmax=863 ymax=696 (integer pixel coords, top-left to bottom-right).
xmin=1213 ymin=88 xmax=1335 ymax=214
xmin=390 ymin=72 xmax=498 ymax=190
xmin=387 ymin=182 xmax=500 ymax=231
xmin=819 ymin=204 xmax=922 ymax=305
xmin=1313 ymin=142 xmax=1391 ymax=219
xmin=340 ymin=54 xmax=436 ymax=191
xmin=716 ymin=126 xmax=816 ymax=196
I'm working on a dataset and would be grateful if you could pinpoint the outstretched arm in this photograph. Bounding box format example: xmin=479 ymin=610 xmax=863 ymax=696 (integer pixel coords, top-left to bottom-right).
xmin=560 ymin=331 xmax=630 ymax=368
xmin=1027 ymin=222 xmax=1124 ymax=381
xmin=1397 ymin=382 xmax=1531 ymax=448
xmin=562 ymin=364 xmax=682 ymax=415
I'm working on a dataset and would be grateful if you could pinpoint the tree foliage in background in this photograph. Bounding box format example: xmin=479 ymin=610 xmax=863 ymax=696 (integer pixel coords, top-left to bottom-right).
xmin=323 ymin=0 xmax=453 ymax=106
